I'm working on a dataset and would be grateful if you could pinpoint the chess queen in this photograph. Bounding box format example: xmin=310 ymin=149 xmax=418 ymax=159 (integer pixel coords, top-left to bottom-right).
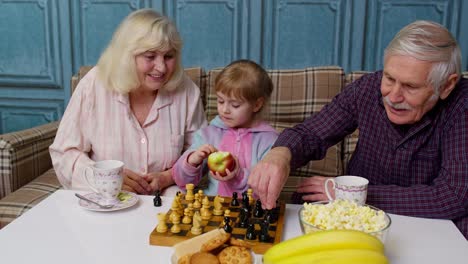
xmin=171 ymin=60 xmax=278 ymax=197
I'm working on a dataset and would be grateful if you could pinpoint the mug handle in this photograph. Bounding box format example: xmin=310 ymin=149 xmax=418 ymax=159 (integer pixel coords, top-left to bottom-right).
xmin=84 ymin=166 xmax=100 ymax=193
xmin=324 ymin=178 xmax=336 ymax=201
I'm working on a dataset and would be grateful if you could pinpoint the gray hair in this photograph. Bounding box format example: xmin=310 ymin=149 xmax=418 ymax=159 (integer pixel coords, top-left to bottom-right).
xmin=97 ymin=9 xmax=183 ymax=94
xmin=384 ymin=20 xmax=461 ymax=93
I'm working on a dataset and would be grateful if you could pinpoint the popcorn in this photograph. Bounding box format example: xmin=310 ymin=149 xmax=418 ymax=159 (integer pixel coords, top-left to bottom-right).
xmin=301 ymin=200 xmax=387 ymax=233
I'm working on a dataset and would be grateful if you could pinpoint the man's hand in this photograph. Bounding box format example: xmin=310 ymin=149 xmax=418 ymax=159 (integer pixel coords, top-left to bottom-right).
xmin=296 ymin=176 xmax=333 ymax=202
xmin=248 ymin=147 xmax=291 ymax=209
xmin=122 ymin=168 xmax=152 ymax=195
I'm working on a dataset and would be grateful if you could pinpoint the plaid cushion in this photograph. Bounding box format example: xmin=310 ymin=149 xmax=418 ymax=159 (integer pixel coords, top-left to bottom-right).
xmin=184 ymin=67 xmax=207 ymax=109
xmin=206 ymin=66 xmax=345 ymax=202
xmin=0 ymin=121 xmax=60 ymax=199
xmin=0 ymin=168 xmax=61 ymax=228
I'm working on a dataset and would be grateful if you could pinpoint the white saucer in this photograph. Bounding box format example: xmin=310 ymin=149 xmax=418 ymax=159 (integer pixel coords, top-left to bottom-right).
xmin=78 ymin=191 xmax=138 ymax=212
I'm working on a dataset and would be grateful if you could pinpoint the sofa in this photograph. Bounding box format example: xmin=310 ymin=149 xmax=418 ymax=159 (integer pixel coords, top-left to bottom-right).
xmin=1 ymin=66 xmax=466 ymax=229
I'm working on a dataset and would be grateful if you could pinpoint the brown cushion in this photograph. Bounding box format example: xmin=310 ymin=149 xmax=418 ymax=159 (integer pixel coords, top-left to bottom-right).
xmin=0 ymin=168 xmax=61 ymax=228
xmin=0 ymin=121 xmax=59 ymax=199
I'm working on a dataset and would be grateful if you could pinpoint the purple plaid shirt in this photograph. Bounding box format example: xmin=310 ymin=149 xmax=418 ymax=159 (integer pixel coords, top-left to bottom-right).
xmin=277 ymin=71 xmax=468 ymax=239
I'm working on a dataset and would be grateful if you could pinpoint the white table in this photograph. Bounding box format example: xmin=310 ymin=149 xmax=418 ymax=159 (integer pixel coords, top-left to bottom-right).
xmin=0 ymin=190 xmax=467 ymax=263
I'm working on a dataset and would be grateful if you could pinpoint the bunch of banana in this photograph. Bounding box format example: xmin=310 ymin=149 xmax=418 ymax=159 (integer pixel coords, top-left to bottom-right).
xmin=263 ymin=229 xmax=388 ymax=264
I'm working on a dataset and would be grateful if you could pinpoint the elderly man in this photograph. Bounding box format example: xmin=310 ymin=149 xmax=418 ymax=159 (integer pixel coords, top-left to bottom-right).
xmin=248 ymin=20 xmax=468 ymax=239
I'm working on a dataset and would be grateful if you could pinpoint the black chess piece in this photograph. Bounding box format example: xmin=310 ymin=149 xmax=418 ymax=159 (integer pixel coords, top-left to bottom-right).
xmin=239 ymin=207 xmax=250 ymax=228
xmin=231 ymin=192 xmax=239 ymax=206
xmin=253 ymin=199 xmax=264 ymax=218
xmin=241 ymin=191 xmax=251 ymax=213
xmin=223 ymin=216 xmax=233 ymax=233
xmin=153 ymin=190 xmax=162 ymax=207
xmin=264 ymin=209 xmax=277 ymax=224
xmin=245 ymin=223 xmax=257 ymax=240
xmin=259 ymin=220 xmax=271 ymax=242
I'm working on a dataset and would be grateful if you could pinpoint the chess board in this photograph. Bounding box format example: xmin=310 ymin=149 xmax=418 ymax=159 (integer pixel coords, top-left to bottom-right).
xmin=149 ymin=195 xmax=285 ymax=254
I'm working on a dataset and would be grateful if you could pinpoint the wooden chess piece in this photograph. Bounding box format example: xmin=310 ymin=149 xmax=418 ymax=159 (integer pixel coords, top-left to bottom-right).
xmin=246 ymin=223 xmax=257 ymax=240
xmin=153 ymin=190 xmax=162 ymax=207
xmin=175 ymin=193 xmax=184 ymax=215
xmin=259 ymin=219 xmax=271 ymax=242
xmin=187 ymin=203 xmax=194 ymax=216
xmin=213 ymin=195 xmax=224 ymax=216
xmin=197 ymin=190 xmax=204 ymax=203
xmin=191 ymin=211 xmax=202 ymax=235
xmin=231 ymin=192 xmax=239 ymax=206
xmin=201 ymin=196 xmax=212 ymax=220
xmin=247 ymin=188 xmax=254 ymax=206
xmin=193 ymin=193 xmax=201 ymax=209
xmin=185 ymin=183 xmax=195 ymax=202
xmin=223 ymin=216 xmax=233 ymax=233
xmin=156 ymin=213 xmax=168 ymax=233
xmin=170 ymin=212 xmax=181 ymax=234
xmin=222 ymin=209 xmax=231 ymax=226
xmin=253 ymin=199 xmax=264 ymax=218
xmin=182 ymin=208 xmax=192 ymax=224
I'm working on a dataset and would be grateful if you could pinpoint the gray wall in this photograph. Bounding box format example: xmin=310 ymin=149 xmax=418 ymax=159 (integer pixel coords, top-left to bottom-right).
xmin=1 ymin=0 xmax=467 ymax=133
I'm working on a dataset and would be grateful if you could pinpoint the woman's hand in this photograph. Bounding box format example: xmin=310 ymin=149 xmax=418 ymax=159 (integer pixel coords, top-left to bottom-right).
xmin=187 ymin=144 xmax=217 ymax=167
xmin=143 ymin=169 xmax=175 ymax=193
xmin=297 ymin=176 xmax=334 ymax=202
xmin=209 ymin=156 xmax=239 ymax=182
xmin=122 ymin=168 xmax=152 ymax=195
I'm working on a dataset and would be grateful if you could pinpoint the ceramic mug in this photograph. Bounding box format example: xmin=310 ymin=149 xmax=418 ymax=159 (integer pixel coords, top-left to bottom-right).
xmin=85 ymin=160 xmax=124 ymax=202
xmin=324 ymin=175 xmax=369 ymax=205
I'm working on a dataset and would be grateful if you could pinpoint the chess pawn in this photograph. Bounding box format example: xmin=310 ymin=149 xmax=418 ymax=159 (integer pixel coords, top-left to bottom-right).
xmin=187 ymin=203 xmax=194 ymax=216
xmin=156 ymin=213 xmax=168 ymax=233
xmin=222 ymin=209 xmax=231 ymax=226
xmin=191 ymin=211 xmax=202 ymax=235
xmin=247 ymin=188 xmax=254 ymax=206
xmin=185 ymin=183 xmax=195 ymax=202
xmin=193 ymin=193 xmax=201 ymax=209
xmin=182 ymin=208 xmax=192 ymax=224
xmin=201 ymin=196 xmax=212 ymax=220
xmin=231 ymin=192 xmax=239 ymax=206
xmin=170 ymin=212 xmax=181 ymax=234
xmin=197 ymin=190 xmax=204 ymax=202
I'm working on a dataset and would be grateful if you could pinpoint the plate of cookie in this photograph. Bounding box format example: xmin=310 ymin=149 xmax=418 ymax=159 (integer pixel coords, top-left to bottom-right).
xmin=171 ymin=228 xmax=260 ymax=264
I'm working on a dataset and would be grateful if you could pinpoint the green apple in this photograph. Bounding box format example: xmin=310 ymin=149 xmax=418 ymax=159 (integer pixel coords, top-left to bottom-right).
xmin=207 ymin=151 xmax=235 ymax=176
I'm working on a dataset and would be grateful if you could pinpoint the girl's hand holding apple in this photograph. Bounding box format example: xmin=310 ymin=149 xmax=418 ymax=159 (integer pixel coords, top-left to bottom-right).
xmin=188 ymin=144 xmax=217 ymax=167
xmin=207 ymin=152 xmax=239 ymax=181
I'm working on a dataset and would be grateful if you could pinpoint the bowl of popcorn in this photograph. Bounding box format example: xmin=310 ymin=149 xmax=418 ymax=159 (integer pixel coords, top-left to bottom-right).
xmin=299 ymin=199 xmax=391 ymax=243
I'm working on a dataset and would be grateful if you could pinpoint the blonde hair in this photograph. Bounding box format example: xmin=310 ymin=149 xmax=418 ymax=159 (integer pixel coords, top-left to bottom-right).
xmin=215 ymin=60 xmax=273 ymax=115
xmin=97 ymin=9 xmax=183 ymax=94
xmin=384 ymin=20 xmax=461 ymax=92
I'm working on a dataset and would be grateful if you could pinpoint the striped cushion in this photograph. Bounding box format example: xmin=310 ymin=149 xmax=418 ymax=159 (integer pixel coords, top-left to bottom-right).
xmin=0 ymin=121 xmax=60 ymax=199
xmin=0 ymin=168 xmax=61 ymax=228
xmin=206 ymin=66 xmax=345 ymax=202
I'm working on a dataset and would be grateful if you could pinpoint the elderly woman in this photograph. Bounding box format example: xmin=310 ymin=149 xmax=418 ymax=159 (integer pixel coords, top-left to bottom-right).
xmin=50 ymin=9 xmax=207 ymax=195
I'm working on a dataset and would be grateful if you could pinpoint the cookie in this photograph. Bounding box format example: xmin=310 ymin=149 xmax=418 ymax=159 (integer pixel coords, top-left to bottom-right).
xmin=229 ymin=237 xmax=253 ymax=248
xmin=201 ymin=232 xmax=231 ymax=252
xmin=190 ymin=252 xmax=219 ymax=264
xmin=218 ymin=246 xmax=252 ymax=264
xmin=177 ymin=254 xmax=191 ymax=264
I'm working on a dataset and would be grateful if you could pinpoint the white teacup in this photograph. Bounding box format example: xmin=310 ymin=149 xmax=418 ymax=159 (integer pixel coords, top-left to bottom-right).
xmin=85 ymin=160 xmax=124 ymax=203
xmin=324 ymin=175 xmax=369 ymax=205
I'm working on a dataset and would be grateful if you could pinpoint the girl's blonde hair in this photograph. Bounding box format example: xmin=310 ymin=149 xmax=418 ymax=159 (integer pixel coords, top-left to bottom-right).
xmin=97 ymin=9 xmax=183 ymax=94
xmin=215 ymin=60 xmax=273 ymax=115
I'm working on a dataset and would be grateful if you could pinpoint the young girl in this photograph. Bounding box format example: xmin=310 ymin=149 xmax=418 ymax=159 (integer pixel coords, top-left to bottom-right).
xmin=172 ymin=60 xmax=278 ymax=196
